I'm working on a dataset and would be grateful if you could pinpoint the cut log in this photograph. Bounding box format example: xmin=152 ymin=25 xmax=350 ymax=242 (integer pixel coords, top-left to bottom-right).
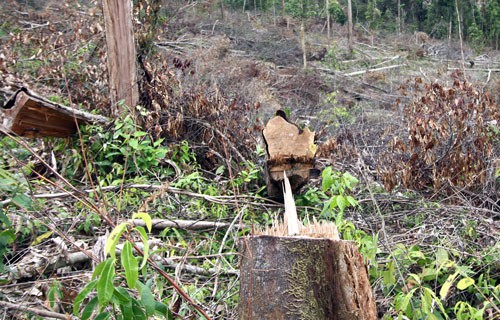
xmin=238 ymin=235 xmax=377 ymax=320
xmin=263 ymin=111 xmax=318 ymax=199
xmin=0 ymin=87 xmax=109 ymax=138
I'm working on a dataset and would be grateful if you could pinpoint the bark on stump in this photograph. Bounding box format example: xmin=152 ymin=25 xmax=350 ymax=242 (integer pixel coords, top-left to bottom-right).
xmin=239 ymin=236 xmax=377 ymax=320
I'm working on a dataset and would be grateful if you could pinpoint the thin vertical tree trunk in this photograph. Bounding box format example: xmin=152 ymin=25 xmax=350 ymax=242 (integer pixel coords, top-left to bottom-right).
xmin=301 ymin=20 xmax=307 ymax=69
xmin=347 ymin=0 xmax=353 ymax=57
xmin=455 ymin=0 xmax=466 ymax=78
xmin=102 ymin=0 xmax=139 ymax=116
xmin=326 ymin=0 xmax=330 ymax=38
xmin=397 ymin=0 xmax=401 ymax=34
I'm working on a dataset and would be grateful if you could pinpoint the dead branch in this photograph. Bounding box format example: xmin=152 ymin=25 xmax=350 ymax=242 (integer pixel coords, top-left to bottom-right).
xmin=130 ymin=218 xmax=247 ymax=230
xmin=1 ymin=183 xmax=281 ymax=208
xmin=345 ymin=64 xmax=406 ymax=76
xmin=0 ymin=300 xmax=72 ymax=320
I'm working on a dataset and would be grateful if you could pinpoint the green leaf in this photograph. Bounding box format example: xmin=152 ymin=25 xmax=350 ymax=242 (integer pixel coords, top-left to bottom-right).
xmin=0 ymin=229 xmax=15 ymax=246
xmin=114 ymin=287 xmax=132 ymax=304
xmin=12 ymin=193 xmax=33 ymax=210
xmin=73 ymin=279 xmax=97 ymax=315
xmin=382 ymin=261 xmax=396 ymax=285
xmin=440 ymin=271 xmax=459 ymax=300
xmin=321 ymin=167 xmax=334 ymax=191
xmin=131 ymin=299 xmax=147 ymax=320
xmin=154 ymin=301 xmax=169 ymax=316
xmin=122 ymin=241 xmax=138 ymax=289
xmin=436 ymin=248 xmax=449 ymax=266
xmin=137 ymin=281 xmax=155 ymax=316
xmin=457 ymin=277 xmax=475 ymax=290
xmin=336 ymin=195 xmax=348 ymax=212
xmin=105 ymin=222 xmax=128 ymax=259
xmin=132 ymin=212 xmax=152 ymax=233
xmin=97 ymin=258 xmax=116 ymax=307
xmin=81 ymin=296 xmax=98 ymax=320
xmin=346 ymin=195 xmax=358 ymax=207
xmin=134 ymin=226 xmax=149 ymax=270
xmin=399 ymin=288 xmax=417 ymax=313
xmin=92 ymin=260 xmax=106 ymax=280
xmin=94 ymin=312 xmax=111 ymax=320
xmin=30 ymin=230 xmax=54 ymax=246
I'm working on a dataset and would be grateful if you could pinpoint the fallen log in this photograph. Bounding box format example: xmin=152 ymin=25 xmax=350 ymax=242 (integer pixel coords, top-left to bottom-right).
xmin=1 ymin=87 xmax=109 ymax=137
xmin=262 ymin=111 xmax=318 ymax=200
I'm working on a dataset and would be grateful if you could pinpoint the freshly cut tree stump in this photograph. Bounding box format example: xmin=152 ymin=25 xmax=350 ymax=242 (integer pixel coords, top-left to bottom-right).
xmin=238 ymin=235 xmax=376 ymax=320
xmin=263 ymin=111 xmax=318 ymax=199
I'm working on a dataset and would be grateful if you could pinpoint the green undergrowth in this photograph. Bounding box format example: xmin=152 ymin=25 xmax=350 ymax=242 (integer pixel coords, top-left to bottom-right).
xmin=0 ymin=114 xmax=498 ymax=319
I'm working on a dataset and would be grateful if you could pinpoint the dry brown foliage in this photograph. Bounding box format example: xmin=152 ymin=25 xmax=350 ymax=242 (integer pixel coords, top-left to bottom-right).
xmin=379 ymin=77 xmax=500 ymax=204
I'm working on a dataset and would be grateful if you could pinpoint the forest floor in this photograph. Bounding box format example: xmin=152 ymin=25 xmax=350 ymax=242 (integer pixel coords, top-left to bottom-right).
xmin=0 ymin=1 xmax=499 ymax=319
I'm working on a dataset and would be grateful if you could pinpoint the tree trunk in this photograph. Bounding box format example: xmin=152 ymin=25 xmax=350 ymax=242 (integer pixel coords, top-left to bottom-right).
xmin=102 ymin=0 xmax=139 ymax=116
xmin=347 ymin=0 xmax=353 ymax=57
xmin=326 ymin=0 xmax=330 ymax=39
xmin=238 ymin=236 xmax=377 ymax=320
xmin=301 ymin=21 xmax=307 ymax=69
xmin=397 ymin=0 xmax=401 ymax=34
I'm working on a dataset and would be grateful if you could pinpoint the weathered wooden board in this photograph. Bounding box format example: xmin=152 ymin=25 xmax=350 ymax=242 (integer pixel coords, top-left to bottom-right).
xmin=1 ymin=87 xmax=108 ymax=138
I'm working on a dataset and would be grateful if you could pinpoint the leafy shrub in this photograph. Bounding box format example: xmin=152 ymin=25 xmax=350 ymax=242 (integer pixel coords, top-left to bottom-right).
xmin=380 ymin=78 xmax=500 ymax=201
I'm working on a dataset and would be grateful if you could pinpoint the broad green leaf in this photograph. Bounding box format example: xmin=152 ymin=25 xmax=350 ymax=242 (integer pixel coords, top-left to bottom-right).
xmin=321 ymin=167 xmax=334 ymax=191
xmin=436 ymin=248 xmax=449 ymax=266
xmin=12 ymin=193 xmax=33 ymax=210
xmin=399 ymin=288 xmax=417 ymax=313
xmin=346 ymin=195 xmax=358 ymax=207
xmin=382 ymin=261 xmax=396 ymax=285
xmin=73 ymin=280 xmax=97 ymax=315
xmin=132 ymin=212 xmax=152 ymax=233
xmin=0 ymin=229 xmax=15 ymax=245
xmin=137 ymin=281 xmax=155 ymax=316
xmin=94 ymin=312 xmax=111 ymax=320
xmin=81 ymin=296 xmax=98 ymax=320
xmin=423 ymin=287 xmax=448 ymax=318
xmin=92 ymin=260 xmax=106 ymax=280
xmin=440 ymin=271 xmax=459 ymax=299
xmin=105 ymin=222 xmax=128 ymax=259
xmin=457 ymin=277 xmax=475 ymax=290
xmin=131 ymin=299 xmax=147 ymax=320
xmin=154 ymin=301 xmax=169 ymax=316
xmin=113 ymin=287 xmax=132 ymax=304
xmin=97 ymin=258 xmax=116 ymax=307
xmin=342 ymin=172 xmax=359 ymax=189
xmin=336 ymin=195 xmax=348 ymax=212
xmin=120 ymin=301 xmax=135 ymax=320
xmin=30 ymin=230 xmax=54 ymax=246
xmin=122 ymin=241 xmax=138 ymax=289
xmin=134 ymin=226 xmax=149 ymax=270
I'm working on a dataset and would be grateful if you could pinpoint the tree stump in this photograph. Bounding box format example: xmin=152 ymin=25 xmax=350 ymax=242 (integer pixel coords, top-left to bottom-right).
xmin=263 ymin=111 xmax=318 ymax=200
xmin=238 ymin=236 xmax=377 ymax=320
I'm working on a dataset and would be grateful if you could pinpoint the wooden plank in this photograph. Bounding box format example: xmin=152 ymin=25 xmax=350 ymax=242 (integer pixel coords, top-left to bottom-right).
xmin=1 ymin=88 xmax=109 ymax=138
